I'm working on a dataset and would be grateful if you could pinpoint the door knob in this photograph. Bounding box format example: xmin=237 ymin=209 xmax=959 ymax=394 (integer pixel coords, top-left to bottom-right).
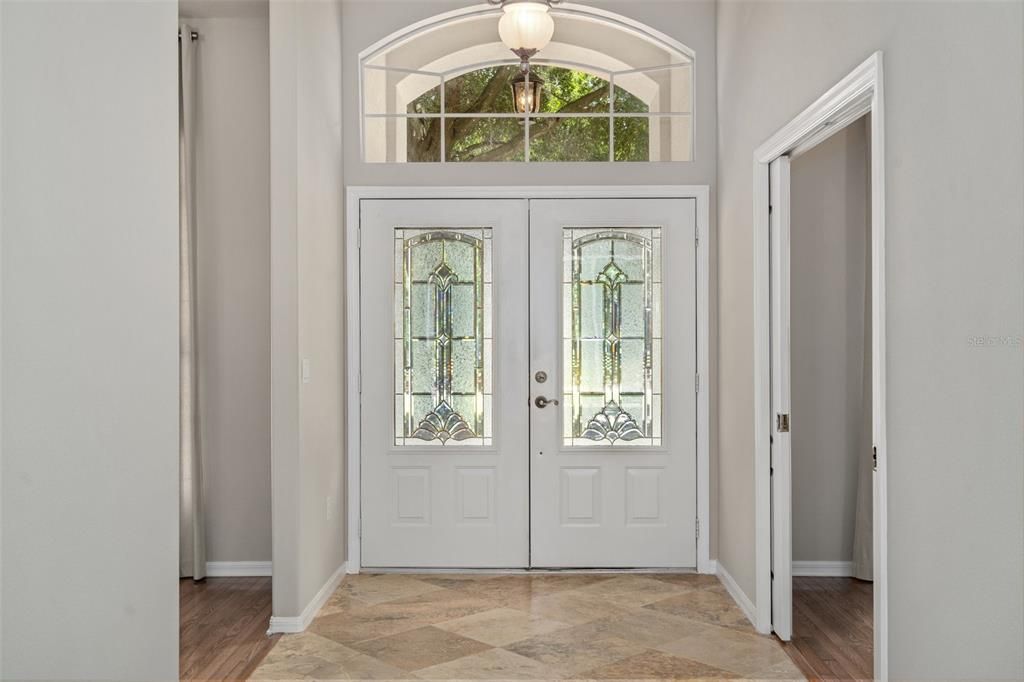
xmin=535 ymin=396 xmax=559 ymax=408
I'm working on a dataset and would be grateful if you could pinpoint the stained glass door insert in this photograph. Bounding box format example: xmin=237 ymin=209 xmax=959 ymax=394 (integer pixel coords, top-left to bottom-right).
xmin=563 ymin=227 xmax=662 ymax=447
xmin=394 ymin=227 xmax=492 ymax=446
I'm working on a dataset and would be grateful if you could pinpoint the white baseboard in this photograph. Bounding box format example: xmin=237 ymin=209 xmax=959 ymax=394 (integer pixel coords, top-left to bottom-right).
xmin=716 ymin=562 xmax=758 ymax=631
xmin=205 ymin=561 xmax=272 ymax=577
xmin=793 ymin=560 xmax=854 ymax=577
xmin=267 ymin=561 xmax=347 ymax=634
xmin=699 ymin=558 xmax=718 ymax=575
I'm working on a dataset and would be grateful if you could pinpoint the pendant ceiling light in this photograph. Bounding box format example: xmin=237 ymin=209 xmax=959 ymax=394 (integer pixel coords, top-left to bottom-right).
xmin=489 ymin=0 xmax=560 ymax=73
xmin=511 ymin=71 xmax=545 ymax=114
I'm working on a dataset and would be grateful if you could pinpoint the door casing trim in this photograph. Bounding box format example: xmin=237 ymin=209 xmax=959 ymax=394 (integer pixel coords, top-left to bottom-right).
xmin=751 ymin=51 xmax=887 ymax=680
xmin=345 ymin=185 xmax=711 ymax=575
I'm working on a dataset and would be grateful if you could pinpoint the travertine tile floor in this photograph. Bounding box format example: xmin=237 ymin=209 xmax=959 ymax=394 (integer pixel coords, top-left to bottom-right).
xmin=251 ymin=573 xmax=806 ymax=681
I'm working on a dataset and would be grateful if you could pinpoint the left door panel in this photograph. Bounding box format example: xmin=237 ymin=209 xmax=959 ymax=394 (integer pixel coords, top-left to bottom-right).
xmin=360 ymin=199 xmax=530 ymax=567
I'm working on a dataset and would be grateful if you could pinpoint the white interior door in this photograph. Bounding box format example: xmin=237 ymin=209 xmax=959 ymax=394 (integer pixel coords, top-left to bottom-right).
xmin=529 ymin=199 xmax=697 ymax=568
xmin=360 ymin=199 xmax=529 ymax=568
xmin=769 ymin=157 xmax=794 ymax=641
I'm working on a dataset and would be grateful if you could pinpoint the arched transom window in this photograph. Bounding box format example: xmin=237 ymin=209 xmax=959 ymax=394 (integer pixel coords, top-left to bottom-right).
xmin=361 ymin=4 xmax=694 ymax=163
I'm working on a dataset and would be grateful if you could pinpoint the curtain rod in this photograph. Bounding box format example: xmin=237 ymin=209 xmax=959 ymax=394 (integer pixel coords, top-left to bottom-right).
xmin=178 ymin=30 xmax=199 ymax=41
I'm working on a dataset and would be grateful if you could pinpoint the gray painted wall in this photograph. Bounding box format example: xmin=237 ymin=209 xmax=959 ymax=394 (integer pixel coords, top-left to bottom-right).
xmin=0 ymin=1 xmax=179 ymax=679
xmin=790 ymin=120 xmax=870 ymax=564
xmin=186 ymin=14 xmax=273 ymax=565
xmin=716 ymin=2 xmax=1024 ymax=678
xmin=270 ymin=0 xmax=347 ymax=619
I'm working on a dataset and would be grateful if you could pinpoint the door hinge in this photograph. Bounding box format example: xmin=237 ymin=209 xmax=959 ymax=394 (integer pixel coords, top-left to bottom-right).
xmin=872 ymin=445 xmax=878 ymax=472
xmin=776 ymin=413 xmax=790 ymax=433
xmin=358 ymin=516 xmax=363 ymax=538
xmin=769 ymin=204 xmax=774 ymax=215
xmin=695 ymin=228 xmax=700 ymax=246
xmin=695 ymin=373 xmax=700 ymax=393
xmin=357 ymin=226 xmax=361 ymax=249
xmin=696 ymin=517 xmax=700 ymax=540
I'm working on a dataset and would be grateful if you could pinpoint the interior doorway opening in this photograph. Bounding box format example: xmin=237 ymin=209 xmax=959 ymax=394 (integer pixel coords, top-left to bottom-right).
xmin=178 ymin=0 xmax=275 ymax=677
xmin=752 ymin=52 xmax=888 ymax=681
xmin=777 ymin=115 xmax=875 ymax=680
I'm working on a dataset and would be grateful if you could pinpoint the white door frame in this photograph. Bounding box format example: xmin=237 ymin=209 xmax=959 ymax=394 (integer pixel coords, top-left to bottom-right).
xmin=752 ymin=52 xmax=888 ymax=679
xmin=345 ymin=185 xmax=711 ymax=575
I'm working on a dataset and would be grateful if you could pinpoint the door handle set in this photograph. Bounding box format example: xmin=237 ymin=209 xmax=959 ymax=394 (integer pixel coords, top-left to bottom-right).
xmin=533 ymin=371 xmax=558 ymax=408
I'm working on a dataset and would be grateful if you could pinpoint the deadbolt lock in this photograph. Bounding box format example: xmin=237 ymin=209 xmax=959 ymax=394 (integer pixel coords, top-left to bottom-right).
xmin=535 ymin=371 xmax=548 ymax=384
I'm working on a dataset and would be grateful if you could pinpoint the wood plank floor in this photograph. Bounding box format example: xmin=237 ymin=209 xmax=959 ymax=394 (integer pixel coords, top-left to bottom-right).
xmin=180 ymin=577 xmax=279 ymax=681
xmin=781 ymin=577 xmax=873 ymax=681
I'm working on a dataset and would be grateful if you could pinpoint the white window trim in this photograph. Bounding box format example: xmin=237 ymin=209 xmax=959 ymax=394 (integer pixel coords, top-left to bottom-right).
xmin=358 ymin=3 xmax=696 ymax=163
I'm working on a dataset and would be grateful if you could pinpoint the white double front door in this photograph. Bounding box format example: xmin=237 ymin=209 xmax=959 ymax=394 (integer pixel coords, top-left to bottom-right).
xmin=360 ymin=197 xmax=696 ymax=568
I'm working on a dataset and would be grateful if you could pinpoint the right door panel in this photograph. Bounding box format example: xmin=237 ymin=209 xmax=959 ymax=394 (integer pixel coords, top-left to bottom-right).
xmin=529 ymin=198 xmax=697 ymax=568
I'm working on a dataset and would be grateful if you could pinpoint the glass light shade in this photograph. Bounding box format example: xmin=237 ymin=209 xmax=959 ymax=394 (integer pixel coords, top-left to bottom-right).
xmin=511 ymin=73 xmax=544 ymax=114
xmin=498 ymin=2 xmax=555 ymax=53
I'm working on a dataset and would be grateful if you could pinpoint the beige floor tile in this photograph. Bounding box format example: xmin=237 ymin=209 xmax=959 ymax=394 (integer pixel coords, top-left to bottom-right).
xmin=505 ymin=625 xmax=646 ymax=675
xmin=303 ymin=654 xmax=414 ymax=680
xmin=253 ymin=631 xmax=414 ymax=680
xmin=649 ymin=573 xmax=727 ymax=591
xmin=251 ymin=653 xmax=325 ymax=680
xmin=317 ymin=591 xmax=375 ymax=618
xmin=514 ymin=589 xmax=637 ymax=625
xmin=573 ymin=575 xmax=694 ymax=608
xmin=434 ymin=606 xmax=573 ymax=647
xmin=416 ymin=574 xmax=501 ymax=590
xmin=459 ymin=574 xmax=612 ymax=607
xmin=332 ymin=575 xmax=445 ymax=605
xmin=310 ymin=605 xmax=435 ymax=646
xmin=577 ymin=649 xmax=741 ymax=680
xmin=263 ymin=632 xmax=360 ymax=663
xmin=257 ymin=574 xmax=801 ymax=682
xmin=377 ymin=588 xmax=499 ymax=624
xmin=644 ymin=588 xmax=754 ymax=632
xmin=568 ymin=607 xmax=708 ymax=648
xmin=414 ymin=647 xmax=564 ymax=680
xmin=517 ymin=573 xmax=614 ymax=593
xmin=348 ymin=625 xmax=492 ymax=671
xmin=655 ymin=620 xmax=805 ymax=680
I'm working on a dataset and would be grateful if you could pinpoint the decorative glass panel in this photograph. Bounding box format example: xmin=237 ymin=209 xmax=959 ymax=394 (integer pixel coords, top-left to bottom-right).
xmin=563 ymin=227 xmax=662 ymax=447
xmin=360 ymin=7 xmax=697 ymax=163
xmin=394 ymin=228 xmax=492 ymax=446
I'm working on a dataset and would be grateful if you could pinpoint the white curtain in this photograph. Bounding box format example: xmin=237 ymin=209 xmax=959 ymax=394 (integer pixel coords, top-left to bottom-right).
xmin=179 ymin=25 xmax=206 ymax=580
xmin=851 ymin=201 xmax=873 ymax=581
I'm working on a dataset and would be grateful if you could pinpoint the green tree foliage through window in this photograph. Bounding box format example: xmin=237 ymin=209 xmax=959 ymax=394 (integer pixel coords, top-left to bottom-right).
xmin=407 ymin=66 xmax=650 ymax=163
